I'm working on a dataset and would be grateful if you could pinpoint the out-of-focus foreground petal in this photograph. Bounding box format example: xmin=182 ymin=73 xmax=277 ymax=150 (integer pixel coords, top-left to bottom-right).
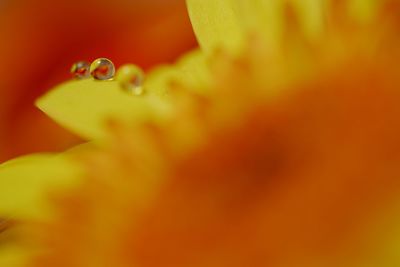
xmin=0 ymin=0 xmax=197 ymax=161
xmin=0 ymin=154 xmax=83 ymax=220
xmin=0 ymin=152 xmax=83 ymax=267
xmin=0 ymin=151 xmax=84 ymax=267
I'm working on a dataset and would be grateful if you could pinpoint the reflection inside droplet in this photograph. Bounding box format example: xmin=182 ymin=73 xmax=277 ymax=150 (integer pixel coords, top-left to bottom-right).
xmin=116 ymin=64 xmax=145 ymax=95
xmin=70 ymin=61 xmax=90 ymax=79
xmin=90 ymin=58 xmax=115 ymax=80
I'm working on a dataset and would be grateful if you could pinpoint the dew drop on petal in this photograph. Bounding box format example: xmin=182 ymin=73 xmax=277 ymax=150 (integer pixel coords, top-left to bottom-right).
xmin=116 ymin=64 xmax=145 ymax=95
xmin=70 ymin=61 xmax=90 ymax=79
xmin=90 ymin=58 xmax=115 ymax=80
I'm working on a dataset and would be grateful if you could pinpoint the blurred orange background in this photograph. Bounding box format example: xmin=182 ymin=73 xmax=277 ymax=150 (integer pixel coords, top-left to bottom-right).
xmin=0 ymin=0 xmax=197 ymax=162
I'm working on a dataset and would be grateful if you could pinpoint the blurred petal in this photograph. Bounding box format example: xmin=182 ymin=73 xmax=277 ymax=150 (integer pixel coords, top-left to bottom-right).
xmin=186 ymin=0 xmax=245 ymax=55
xmin=0 ymin=243 xmax=28 ymax=267
xmin=348 ymin=0 xmax=380 ymax=23
xmin=175 ymin=49 xmax=212 ymax=92
xmin=146 ymin=49 xmax=211 ymax=96
xmin=0 ymin=154 xmax=83 ymax=220
xmin=186 ymin=0 xmax=320 ymax=54
xmin=187 ymin=0 xmax=381 ymax=56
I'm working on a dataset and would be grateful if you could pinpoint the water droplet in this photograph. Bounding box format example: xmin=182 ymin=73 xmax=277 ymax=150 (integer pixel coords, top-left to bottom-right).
xmin=90 ymin=58 xmax=115 ymax=80
xmin=70 ymin=61 xmax=90 ymax=79
xmin=116 ymin=64 xmax=145 ymax=95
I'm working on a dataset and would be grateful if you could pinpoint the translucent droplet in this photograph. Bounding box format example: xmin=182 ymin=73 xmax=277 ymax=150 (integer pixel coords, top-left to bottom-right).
xmin=90 ymin=58 xmax=115 ymax=80
xmin=70 ymin=61 xmax=90 ymax=79
xmin=116 ymin=64 xmax=145 ymax=95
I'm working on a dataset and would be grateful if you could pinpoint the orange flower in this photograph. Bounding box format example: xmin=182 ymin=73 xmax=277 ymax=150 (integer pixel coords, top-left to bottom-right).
xmin=2 ymin=0 xmax=400 ymax=266
xmin=15 ymin=1 xmax=400 ymax=266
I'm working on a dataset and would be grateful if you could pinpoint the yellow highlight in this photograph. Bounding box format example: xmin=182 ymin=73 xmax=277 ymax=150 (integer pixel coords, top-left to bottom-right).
xmin=348 ymin=0 xmax=379 ymax=23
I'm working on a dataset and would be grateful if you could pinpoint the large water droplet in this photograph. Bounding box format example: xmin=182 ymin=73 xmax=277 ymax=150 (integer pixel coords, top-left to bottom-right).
xmin=90 ymin=58 xmax=115 ymax=80
xmin=116 ymin=64 xmax=145 ymax=95
xmin=70 ymin=61 xmax=90 ymax=79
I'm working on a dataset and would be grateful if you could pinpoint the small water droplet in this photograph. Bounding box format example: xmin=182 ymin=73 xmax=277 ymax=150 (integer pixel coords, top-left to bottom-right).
xmin=90 ymin=58 xmax=115 ymax=80
xmin=116 ymin=64 xmax=145 ymax=95
xmin=70 ymin=61 xmax=90 ymax=79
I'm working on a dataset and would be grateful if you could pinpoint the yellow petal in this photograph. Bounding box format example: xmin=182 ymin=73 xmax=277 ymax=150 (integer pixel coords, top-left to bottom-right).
xmin=0 ymin=154 xmax=83 ymax=220
xmin=234 ymin=0 xmax=285 ymax=49
xmin=36 ymin=50 xmax=209 ymax=140
xmin=175 ymin=49 xmax=212 ymax=93
xmin=186 ymin=0 xmax=246 ymax=55
xmin=36 ymin=79 xmax=169 ymax=140
xmin=0 ymin=243 xmax=28 ymax=267
xmin=186 ymin=0 xmax=283 ymax=54
xmin=348 ymin=0 xmax=380 ymax=23
xmin=186 ymin=0 xmax=291 ymax=54
xmin=290 ymin=0 xmax=325 ymax=41
xmin=187 ymin=0 xmax=329 ymax=54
